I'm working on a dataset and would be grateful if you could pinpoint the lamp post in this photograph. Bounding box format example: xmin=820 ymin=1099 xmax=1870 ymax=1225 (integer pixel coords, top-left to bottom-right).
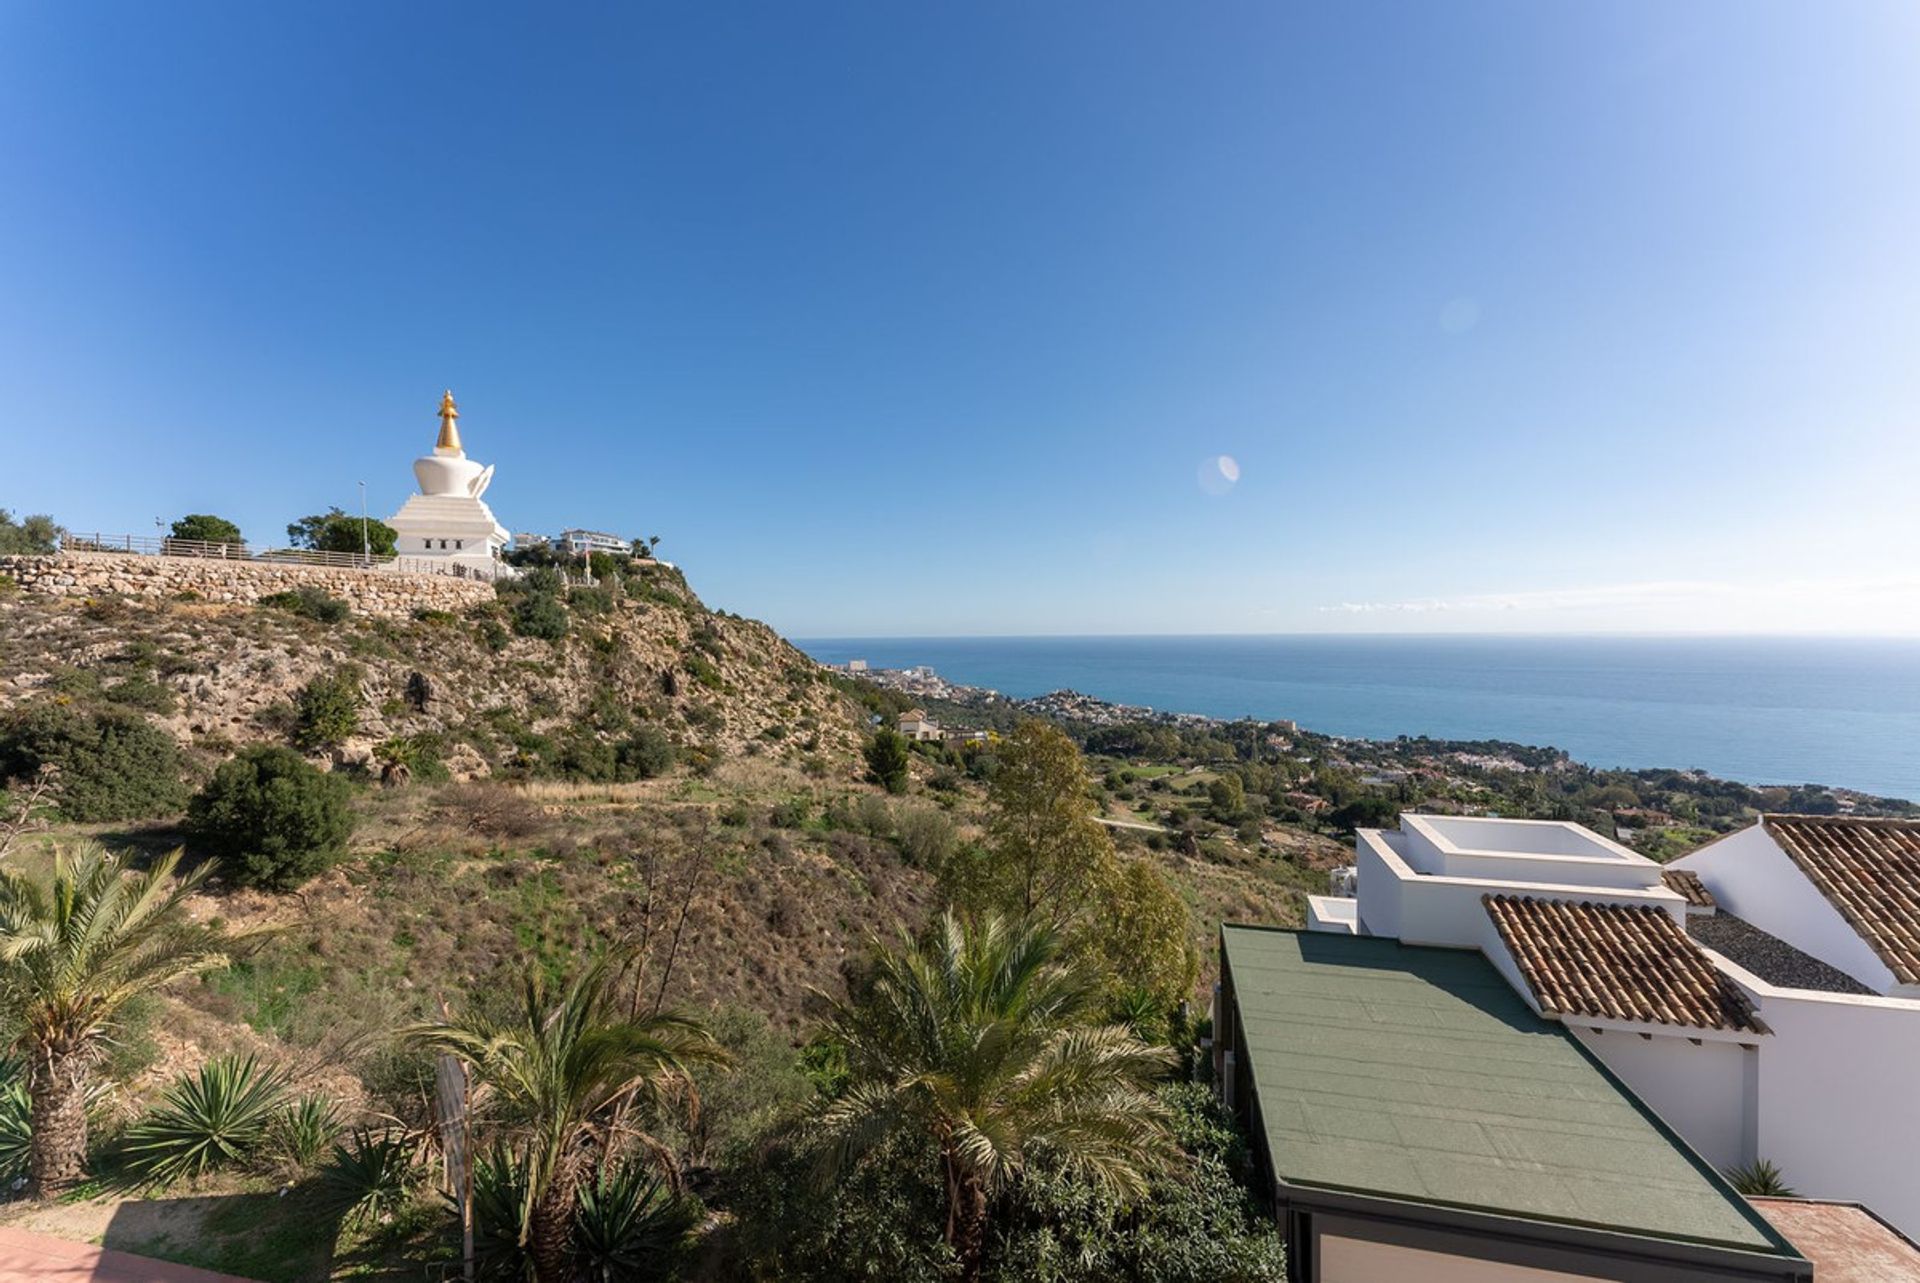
xmin=358 ymin=481 xmax=371 ymax=566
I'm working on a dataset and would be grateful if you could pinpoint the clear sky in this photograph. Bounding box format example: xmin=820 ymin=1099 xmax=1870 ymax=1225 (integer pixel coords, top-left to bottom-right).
xmin=3 ymin=2 xmax=1917 ymax=637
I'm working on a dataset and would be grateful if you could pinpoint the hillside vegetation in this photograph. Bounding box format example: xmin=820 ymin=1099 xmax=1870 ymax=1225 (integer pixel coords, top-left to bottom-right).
xmin=0 ymin=562 xmax=1317 ymax=1280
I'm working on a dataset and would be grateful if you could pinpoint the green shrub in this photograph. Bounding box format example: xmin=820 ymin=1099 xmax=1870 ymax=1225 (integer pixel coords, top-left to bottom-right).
xmin=895 ymin=805 xmax=958 ymax=869
xmin=568 ymin=585 xmax=615 ymax=617
xmin=684 ymin=653 xmax=724 ymax=691
xmin=0 ymin=702 xmax=188 ymax=821
xmin=557 ymin=734 xmax=617 ymax=782
xmin=513 ymin=591 xmax=569 ymax=641
xmin=187 ymin=746 xmax=354 ymax=889
xmin=293 ymin=670 xmax=361 ymax=751
xmin=615 ymin=726 xmax=676 ymax=780
xmin=476 ymin=616 xmax=512 ymax=652
xmin=260 ymin=586 xmax=349 ymax=623
xmin=123 ymin=1054 xmax=291 ymax=1184
xmin=770 ymin=798 xmax=810 ymax=828
xmin=864 ymin=730 xmax=911 ymax=794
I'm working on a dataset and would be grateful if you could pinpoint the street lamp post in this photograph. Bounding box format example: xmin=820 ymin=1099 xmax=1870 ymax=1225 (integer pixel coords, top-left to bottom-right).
xmin=358 ymin=481 xmax=371 ymax=566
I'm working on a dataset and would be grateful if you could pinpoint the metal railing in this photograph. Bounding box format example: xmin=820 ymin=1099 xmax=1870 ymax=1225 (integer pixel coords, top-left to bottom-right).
xmin=55 ymin=533 xmax=508 ymax=581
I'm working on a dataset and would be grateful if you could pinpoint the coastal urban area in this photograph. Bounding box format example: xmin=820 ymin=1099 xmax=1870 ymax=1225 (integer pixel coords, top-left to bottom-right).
xmin=0 ymin=393 xmax=1916 ymax=1282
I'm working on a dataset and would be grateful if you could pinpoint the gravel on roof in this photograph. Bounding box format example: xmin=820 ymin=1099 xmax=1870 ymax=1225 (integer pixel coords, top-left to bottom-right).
xmin=1688 ymin=914 xmax=1874 ymax=995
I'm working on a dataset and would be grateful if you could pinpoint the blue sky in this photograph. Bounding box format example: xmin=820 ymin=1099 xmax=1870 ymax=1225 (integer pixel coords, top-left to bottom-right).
xmin=3 ymin=2 xmax=1918 ymax=637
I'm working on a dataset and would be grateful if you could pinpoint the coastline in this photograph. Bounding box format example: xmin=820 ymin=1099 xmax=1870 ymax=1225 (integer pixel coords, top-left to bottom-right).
xmin=808 ymin=637 xmax=1920 ymax=808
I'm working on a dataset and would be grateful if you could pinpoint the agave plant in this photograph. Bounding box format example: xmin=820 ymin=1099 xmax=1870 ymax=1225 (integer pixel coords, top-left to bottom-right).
xmin=123 ymin=1053 xmax=291 ymax=1184
xmin=320 ymin=1127 xmax=421 ymax=1227
xmin=1726 ymin=1158 xmax=1797 ymax=1197
xmin=573 ymin=1161 xmax=701 ymax=1281
xmin=273 ymin=1092 xmax=344 ymax=1170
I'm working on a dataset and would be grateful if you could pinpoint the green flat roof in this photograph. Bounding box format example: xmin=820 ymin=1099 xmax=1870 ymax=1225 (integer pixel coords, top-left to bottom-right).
xmin=1222 ymin=925 xmax=1797 ymax=1258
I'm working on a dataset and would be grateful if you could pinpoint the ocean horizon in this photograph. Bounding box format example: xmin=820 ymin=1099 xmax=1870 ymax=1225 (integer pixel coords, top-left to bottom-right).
xmin=795 ymin=633 xmax=1920 ymax=802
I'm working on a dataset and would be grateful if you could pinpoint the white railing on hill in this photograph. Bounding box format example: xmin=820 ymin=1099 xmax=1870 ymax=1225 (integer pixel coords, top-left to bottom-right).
xmin=55 ymin=533 xmax=507 ymax=581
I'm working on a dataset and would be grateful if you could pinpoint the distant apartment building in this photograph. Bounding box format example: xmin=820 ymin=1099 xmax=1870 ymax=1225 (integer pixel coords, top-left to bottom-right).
xmin=1295 ymin=812 xmax=1920 ymax=1239
xmin=556 ymin=528 xmax=631 ymax=556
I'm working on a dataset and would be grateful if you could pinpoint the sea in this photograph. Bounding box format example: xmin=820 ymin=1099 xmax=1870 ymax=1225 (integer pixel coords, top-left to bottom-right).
xmin=794 ymin=635 xmax=1920 ymax=803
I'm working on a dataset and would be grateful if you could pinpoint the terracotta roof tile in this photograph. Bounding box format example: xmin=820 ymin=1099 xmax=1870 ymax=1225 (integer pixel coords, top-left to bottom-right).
xmin=1661 ymin=868 xmax=1716 ymax=909
xmin=1763 ymin=816 xmax=1920 ymax=987
xmin=1484 ymin=895 xmax=1767 ymax=1035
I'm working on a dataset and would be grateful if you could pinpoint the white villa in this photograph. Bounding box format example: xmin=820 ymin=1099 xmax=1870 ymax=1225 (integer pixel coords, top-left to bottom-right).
xmin=1305 ymin=812 xmax=1920 ymax=1238
xmin=387 ymin=390 xmax=510 ymax=575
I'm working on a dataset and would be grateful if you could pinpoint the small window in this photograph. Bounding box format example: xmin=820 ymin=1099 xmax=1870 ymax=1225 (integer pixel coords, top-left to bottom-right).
xmin=455 ymin=540 xmax=463 ymax=550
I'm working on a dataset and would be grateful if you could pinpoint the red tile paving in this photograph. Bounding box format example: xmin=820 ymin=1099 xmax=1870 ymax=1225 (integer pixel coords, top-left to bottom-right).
xmin=0 ymin=1226 xmax=258 ymax=1282
xmin=1749 ymin=1198 xmax=1920 ymax=1282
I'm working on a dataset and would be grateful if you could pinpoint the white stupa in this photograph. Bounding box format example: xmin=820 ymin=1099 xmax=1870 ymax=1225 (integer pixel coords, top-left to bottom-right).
xmin=387 ymin=390 xmax=510 ymax=573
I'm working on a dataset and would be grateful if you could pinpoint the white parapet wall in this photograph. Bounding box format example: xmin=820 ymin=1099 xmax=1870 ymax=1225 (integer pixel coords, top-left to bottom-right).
xmin=1705 ymin=948 xmax=1920 ymax=1235
xmin=0 ymin=551 xmax=496 ymax=619
xmin=1355 ymin=827 xmax=1685 ymax=947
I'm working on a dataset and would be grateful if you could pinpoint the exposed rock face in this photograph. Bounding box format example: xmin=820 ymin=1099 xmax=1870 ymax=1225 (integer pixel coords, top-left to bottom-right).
xmin=0 ymin=551 xmax=493 ymax=618
xmin=0 ymin=565 xmax=863 ymax=776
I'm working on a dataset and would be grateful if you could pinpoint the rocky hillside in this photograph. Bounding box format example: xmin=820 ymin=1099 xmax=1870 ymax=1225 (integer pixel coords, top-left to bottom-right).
xmin=0 ymin=560 xmax=866 ymax=782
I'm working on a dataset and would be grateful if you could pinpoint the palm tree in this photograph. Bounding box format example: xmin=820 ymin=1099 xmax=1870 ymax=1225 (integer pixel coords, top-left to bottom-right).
xmin=407 ymin=957 xmax=725 ymax=1283
xmin=814 ymin=911 xmax=1176 ymax=1282
xmin=0 ymin=843 xmax=242 ymax=1195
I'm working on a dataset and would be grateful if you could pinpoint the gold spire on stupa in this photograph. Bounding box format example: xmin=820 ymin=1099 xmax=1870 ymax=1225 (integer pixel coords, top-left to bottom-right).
xmin=435 ymin=389 xmax=462 ymax=452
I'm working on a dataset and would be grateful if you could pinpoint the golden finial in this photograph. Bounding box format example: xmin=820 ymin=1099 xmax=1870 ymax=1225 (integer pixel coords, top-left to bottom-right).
xmin=435 ymin=389 xmax=462 ymax=452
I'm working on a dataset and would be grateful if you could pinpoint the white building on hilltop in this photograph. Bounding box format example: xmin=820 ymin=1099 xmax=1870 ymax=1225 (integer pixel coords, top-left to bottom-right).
xmin=1305 ymin=812 xmax=1920 ymax=1237
xmin=387 ymin=390 xmax=510 ymax=575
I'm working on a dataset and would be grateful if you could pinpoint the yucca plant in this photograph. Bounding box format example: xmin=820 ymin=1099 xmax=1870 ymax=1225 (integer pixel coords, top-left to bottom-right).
xmin=320 ymin=1127 xmax=420 ymax=1227
xmin=1726 ymin=1158 xmax=1797 ymax=1197
xmin=471 ymin=1142 xmax=536 ymax=1282
xmin=0 ymin=1068 xmax=28 ymax=1185
xmin=123 ymin=1053 xmax=290 ymax=1184
xmin=273 ymin=1092 xmax=344 ymax=1170
xmin=573 ymin=1161 xmax=701 ymax=1281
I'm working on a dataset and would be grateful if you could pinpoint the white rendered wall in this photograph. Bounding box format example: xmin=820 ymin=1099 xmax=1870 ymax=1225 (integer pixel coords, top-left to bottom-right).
xmin=1571 ymin=1030 xmax=1753 ymax=1172
xmin=1711 ymin=955 xmax=1920 ymax=1236
xmin=1677 ymin=827 xmax=1898 ymax=994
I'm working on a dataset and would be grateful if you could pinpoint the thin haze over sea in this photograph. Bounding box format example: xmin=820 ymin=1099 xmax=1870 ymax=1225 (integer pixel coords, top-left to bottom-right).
xmin=798 ymin=634 xmax=1920 ymax=803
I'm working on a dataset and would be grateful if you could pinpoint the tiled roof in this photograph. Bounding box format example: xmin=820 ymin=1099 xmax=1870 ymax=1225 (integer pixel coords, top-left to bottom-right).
xmin=1763 ymin=816 xmax=1920 ymax=987
xmin=1484 ymin=895 xmax=1768 ymax=1035
xmin=1661 ymin=868 xmax=1716 ymax=908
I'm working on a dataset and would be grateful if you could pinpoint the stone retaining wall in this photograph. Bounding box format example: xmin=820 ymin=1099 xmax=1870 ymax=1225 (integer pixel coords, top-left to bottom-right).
xmin=0 ymin=551 xmax=495 ymax=618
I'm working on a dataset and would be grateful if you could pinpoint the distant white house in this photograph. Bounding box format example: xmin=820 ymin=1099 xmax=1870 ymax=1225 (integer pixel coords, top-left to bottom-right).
xmin=898 ymin=710 xmax=941 ymax=742
xmin=1306 ymin=812 xmax=1920 ymax=1237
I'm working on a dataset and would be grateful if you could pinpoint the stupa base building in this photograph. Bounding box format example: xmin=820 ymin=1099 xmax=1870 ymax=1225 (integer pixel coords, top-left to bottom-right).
xmin=388 ymin=390 xmax=510 ymax=576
